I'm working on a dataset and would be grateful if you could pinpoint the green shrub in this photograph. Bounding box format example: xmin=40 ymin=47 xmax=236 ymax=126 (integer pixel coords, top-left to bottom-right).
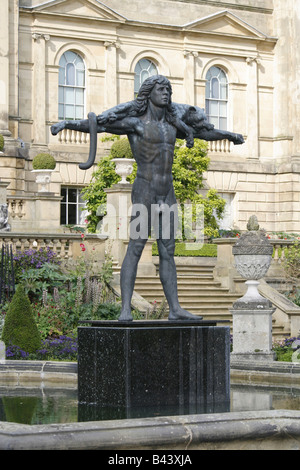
xmin=2 ymin=285 xmax=41 ymax=353
xmin=110 ymin=138 xmax=133 ymax=159
xmin=0 ymin=134 xmax=4 ymax=151
xmin=32 ymin=153 xmax=56 ymax=170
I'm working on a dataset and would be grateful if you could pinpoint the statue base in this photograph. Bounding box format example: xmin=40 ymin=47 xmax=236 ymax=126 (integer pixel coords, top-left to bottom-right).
xmin=230 ymin=307 xmax=276 ymax=361
xmin=77 ymin=320 xmax=230 ymax=420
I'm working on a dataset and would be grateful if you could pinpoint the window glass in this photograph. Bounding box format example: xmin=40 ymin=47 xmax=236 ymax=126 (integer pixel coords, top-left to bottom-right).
xmin=60 ymin=187 xmax=87 ymax=226
xmin=134 ymin=58 xmax=158 ymax=97
xmin=205 ymin=66 xmax=228 ymax=130
xmin=58 ymin=51 xmax=85 ymax=120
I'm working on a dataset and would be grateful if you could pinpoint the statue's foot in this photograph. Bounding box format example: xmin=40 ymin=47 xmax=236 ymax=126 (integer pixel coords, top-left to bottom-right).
xmin=168 ymin=307 xmax=203 ymax=321
xmin=118 ymin=308 xmax=133 ymax=322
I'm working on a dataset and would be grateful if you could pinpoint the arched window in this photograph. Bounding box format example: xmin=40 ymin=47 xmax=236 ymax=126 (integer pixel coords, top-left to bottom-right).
xmin=134 ymin=58 xmax=158 ymax=97
xmin=205 ymin=66 xmax=228 ymax=130
xmin=58 ymin=51 xmax=85 ymax=120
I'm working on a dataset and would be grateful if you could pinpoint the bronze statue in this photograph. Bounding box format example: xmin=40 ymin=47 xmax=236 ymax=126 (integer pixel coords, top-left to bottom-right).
xmin=51 ymin=75 xmax=244 ymax=321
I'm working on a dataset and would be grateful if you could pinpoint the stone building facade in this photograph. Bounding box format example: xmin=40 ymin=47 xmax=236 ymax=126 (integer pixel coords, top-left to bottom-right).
xmin=1 ymin=0 xmax=300 ymax=234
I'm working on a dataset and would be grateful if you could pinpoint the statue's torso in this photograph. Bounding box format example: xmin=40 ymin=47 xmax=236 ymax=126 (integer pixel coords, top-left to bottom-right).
xmin=129 ymin=117 xmax=177 ymax=197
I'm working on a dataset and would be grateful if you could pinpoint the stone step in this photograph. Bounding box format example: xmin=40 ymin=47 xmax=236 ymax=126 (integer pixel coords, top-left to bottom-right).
xmin=134 ymin=276 xmax=218 ymax=285
xmin=139 ymin=292 xmax=238 ymax=302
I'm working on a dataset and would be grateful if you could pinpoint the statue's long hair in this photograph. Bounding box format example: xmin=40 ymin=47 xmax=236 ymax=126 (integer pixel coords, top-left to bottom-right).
xmin=132 ymin=75 xmax=177 ymax=125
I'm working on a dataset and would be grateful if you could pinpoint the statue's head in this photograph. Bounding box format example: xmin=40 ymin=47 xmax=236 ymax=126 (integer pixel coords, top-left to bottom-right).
xmin=137 ymin=75 xmax=172 ymax=102
xmin=135 ymin=75 xmax=173 ymax=115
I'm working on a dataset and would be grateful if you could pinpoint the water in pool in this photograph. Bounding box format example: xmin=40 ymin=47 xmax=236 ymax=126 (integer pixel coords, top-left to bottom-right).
xmin=1 ymin=383 xmax=300 ymax=425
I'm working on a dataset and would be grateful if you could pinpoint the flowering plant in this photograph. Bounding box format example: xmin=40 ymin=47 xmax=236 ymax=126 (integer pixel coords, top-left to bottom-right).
xmin=5 ymin=335 xmax=78 ymax=361
xmin=14 ymin=247 xmax=60 ymax=279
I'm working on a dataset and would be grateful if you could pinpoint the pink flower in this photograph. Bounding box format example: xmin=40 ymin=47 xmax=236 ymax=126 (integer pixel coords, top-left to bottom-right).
xmin=80 ymin=243 xmax=85 ymax=248
xmin=81 ymin=233 xmax=85 ymax=238
xmin=81 ymin=247 xmax=86 ymax=252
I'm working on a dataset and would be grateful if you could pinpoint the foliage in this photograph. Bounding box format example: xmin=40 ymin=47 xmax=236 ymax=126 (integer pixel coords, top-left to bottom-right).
xmin=110 ymin=138 xmax=133 ymax=159
xmin=35 ymin=335 xmax=78 ymax=361
xmin=214 ymin=229 xmax=241 ymax=239
xmin=270 ymin=231 xmax=300 ymax=240
xmin=283 ymin=241 xmax=300 ymax=279
xmin=273 ymin=336 xmax=300 ymax=362
xmin=5 ymin=335 xmax=78 ymax=361
xmin=2 ymin=285 xmax=41 ymax=353
xmin=17 ymin=263 xmax=68 ymax=303
xmin=287 ymin=287 xmax=300 ymax=308
xmin=0 ymin=244 xmax=15 ymax=307
xmin=152 ymin=241 xmax=217 ymax=257
xmin=14 ymin=247 xmax=60 ymax=278
xmin=172 ymin=139 xmax=209 ymax=202
xmin=32 ymin=153 xmax=56 ymax=170
xmin=81 ymin=157 xmax=121 ymax=233
xmin=0 ymin=134 xmax=4 ymax=151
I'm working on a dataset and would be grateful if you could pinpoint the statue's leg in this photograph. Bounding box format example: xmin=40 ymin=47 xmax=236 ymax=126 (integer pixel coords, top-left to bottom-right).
xmin=119 ymin=238 xmax=148 ymax=321
xmin=119 ymin=178 xmax=151 ymax=321
xmin=155 ymin=189 xmax=200 ymax=320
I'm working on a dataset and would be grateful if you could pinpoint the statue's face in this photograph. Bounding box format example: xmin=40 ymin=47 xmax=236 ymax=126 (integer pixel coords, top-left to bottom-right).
xmin=149 ymin=83 xmax=171 ymax=108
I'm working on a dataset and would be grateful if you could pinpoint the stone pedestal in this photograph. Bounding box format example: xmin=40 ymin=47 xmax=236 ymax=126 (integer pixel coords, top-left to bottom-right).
xmin=231 ymin=224 xmax=276 ymax=362
xmin=77 ymin=320 xmax=230 ymax=420
xmin=230 ymin=307 xmax=276 ymax=361
xmin=33 ymin=193 xmax=62 ymax=232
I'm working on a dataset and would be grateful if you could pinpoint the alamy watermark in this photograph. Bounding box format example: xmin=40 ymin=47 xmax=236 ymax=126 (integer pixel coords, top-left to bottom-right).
xmin=96 ymin=195 xmax=204 ymax=250
xmin=292 ymin=340 xmax=300 ymax=363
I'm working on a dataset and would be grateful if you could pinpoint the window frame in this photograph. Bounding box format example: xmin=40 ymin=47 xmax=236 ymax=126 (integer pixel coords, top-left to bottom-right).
xmin=58 ymin=51 xmax=86 ymax=121
xmin=134 ymin=58 xmax=158 ymax=98
xmin=60 ymin=186 xmax=87 ymax=226
xmin=205 ymin=66 xmax=229 ymax=131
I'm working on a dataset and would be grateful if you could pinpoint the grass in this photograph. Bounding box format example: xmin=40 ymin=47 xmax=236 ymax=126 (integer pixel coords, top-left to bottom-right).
xmin=152 ymin=241 xmax=217 ymax=257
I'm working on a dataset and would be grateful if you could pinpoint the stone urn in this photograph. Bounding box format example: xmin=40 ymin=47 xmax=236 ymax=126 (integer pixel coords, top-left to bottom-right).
xmin=32 ymin=169 xmax=54 ymax=192
xmin=232 ymin=222 xmax=273 ymax=309
xmin=112 ymin=158 xmax=134 ymax=184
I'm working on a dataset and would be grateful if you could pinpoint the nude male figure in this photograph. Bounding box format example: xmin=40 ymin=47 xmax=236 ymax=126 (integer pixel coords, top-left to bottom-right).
xmin=51 ymin=75 xmax=244 ymax=321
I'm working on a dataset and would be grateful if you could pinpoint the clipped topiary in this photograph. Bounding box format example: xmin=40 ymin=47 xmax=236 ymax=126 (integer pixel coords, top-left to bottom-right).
xmin=0 ymin=134 xmax=4 ymax=151
xmin=110 ymin=138 xmax=133 ymax=159
xmin=2 ymin=285 xmax=41 ymax=353
xmin=32 ymin=152 xmax=56 ymax=170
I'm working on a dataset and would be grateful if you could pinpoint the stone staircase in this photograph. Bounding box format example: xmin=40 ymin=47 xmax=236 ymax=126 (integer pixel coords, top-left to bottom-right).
xmin=134 ymin=263 xmax=239 ymax=322
xmin=112 ymin=259 xmax=290 ymax=337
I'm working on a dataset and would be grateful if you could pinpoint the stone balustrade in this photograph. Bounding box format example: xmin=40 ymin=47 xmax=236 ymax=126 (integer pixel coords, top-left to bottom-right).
xmin=57 ymin=128 xmax=90 ymax=145
xmin=0 ymin=232 xmax=107 ymax=260
xmin=7 ymin=198 xmax=25 ymax=219
xmin=214 ymin=236 xmax=296 ymax=265
xmin=49 ymin=125 xmax=232 ymax=155
xmin=208 ymin=139 xmax=232 ymax=153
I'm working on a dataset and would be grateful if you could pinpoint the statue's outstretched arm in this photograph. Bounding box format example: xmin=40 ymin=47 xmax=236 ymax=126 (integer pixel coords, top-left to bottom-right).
xmin=193 ymin=127 xmax=245 ymax=145
xmin=51 ymin=112 xmax=140 ymax=170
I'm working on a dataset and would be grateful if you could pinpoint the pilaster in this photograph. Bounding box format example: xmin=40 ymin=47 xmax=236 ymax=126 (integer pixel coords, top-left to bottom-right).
xmin=32 ymin=33 xmax=50 ymax=146
xmin=246 ymin=57 xmax=259 ymax=159
xmin=0 ymin=0 xmax=11 ymax=136
xmin=183 ymin=50 xmax=198 ymax=105
xmin=104 ymin=40 xmax=120 ymax=109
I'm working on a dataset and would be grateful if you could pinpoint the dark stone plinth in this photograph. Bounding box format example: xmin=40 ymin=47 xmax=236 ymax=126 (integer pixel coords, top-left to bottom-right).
xmin=77 ymin=320 xmax=230 ymax=420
